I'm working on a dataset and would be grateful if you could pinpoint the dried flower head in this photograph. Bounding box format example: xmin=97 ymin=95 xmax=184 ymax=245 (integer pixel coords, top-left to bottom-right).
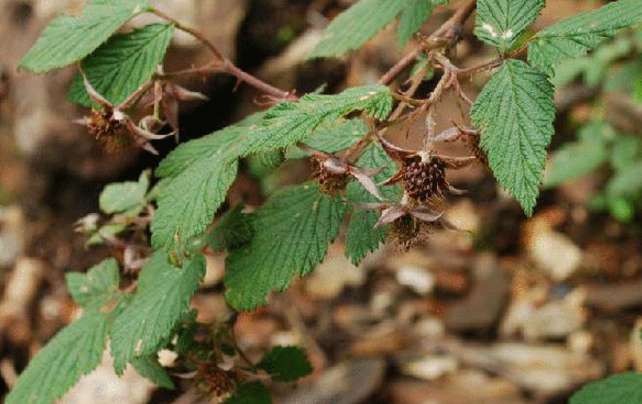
xmin=74 ymin=69 xmax=175 ymax=154
xmin=297 ymin=142 xmax=382 ymax=200
xmin=377 ymin=131 xmax=475 ymax=204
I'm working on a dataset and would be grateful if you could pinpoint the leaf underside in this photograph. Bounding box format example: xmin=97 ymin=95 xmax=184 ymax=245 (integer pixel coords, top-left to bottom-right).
xmin=474 ymin=0 xmax=544 ymax=51
xmin=225 ymin=183 xmax=345 ymax=311
xmin=19 ymin=0 xmax=151 ymax=72
xmin=528 ymin=0 xmax=642 ymax=76
xmin=470 ymin=59 xmax=555 ymax=215
xmin=68 ymin=22 xmax=174 ymax=106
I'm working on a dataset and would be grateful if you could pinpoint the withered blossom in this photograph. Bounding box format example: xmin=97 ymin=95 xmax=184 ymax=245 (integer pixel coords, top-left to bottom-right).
xmin=75 ymin=69 xmax=188 ymax=154
xmin=297 ymin=142 xmax=382 ymax=200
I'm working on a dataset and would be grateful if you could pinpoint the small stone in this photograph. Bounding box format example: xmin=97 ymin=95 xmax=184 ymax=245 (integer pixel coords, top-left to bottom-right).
xmin=396 ymin=266 xmax=435 ymax=295
xmin=401 ymin=355 xmax=458 ymax=380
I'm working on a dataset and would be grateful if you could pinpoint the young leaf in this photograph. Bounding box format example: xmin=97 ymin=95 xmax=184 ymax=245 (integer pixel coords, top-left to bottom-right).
xmin=110 ymin=253 xmax=205 ymax=374
xmin=68 ymin=23 xmax=174 ymax=106
xmin=257 ymin=346 xmax=313 ymax=382
xmin=131 ymin=356 xmax=174 ymax=389
xmin=309 ymin=0 xmax=404 ymax=59
xmin=224 ymin=381 xmax=272 ymax=404
xmin=397 ymin=0 xmax=447 ymax=47
xmin=19 ymin=0 xmax=151 ymax=72
xmin=65 ymin=258 xmax=120 ymax=308
xmin=240 ymin=85 xmax=393 ymax=156
xmin=5 ymin=311 xmax=108 ymax=404
xmin=345 ymin=142 xmax=401 ymax=265
xmin=99 ymin=171 xmax=150 ymax=214
xmin=474 ymin=0 xmax=544 ymax=52
xmin=470 ymin=59 xmax=555 ymax=215
xmin=569 ymin=372 xmax=642 ymax=404
xmin=225 ymin=183 xmax=345 ymax=311
xmin=528 ymin=0 xmax=642 ymax=76
xmin=285 ymin=119 xmax=366 ymax=159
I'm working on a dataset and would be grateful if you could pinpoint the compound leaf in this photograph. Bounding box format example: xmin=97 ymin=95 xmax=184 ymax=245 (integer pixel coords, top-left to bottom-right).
xmin=570 ymin=373 xmax=642 ymax=404
xmin=224 ymin=382 xmax=272 ymax=404
xmin=65 ymin=258 xmax=120 ymax=308
xmin=110 ymin=253 xmax=205 ymax=374
xmin=68 ymin=23 xmax=174 ymax=106
xmin=474 ymin=0 xmax=544 ymax=52
xmin=528 ymin=0 xmax=642 ymax=76
xmin=19 ymin=0 xmax=151 ymax=72
xmin=131 ymin=356 xmax=174 ymax=389
xmin=240 ymin=85 xmax=393 ymax=156
xmin=309 ymin=0 xmax=404 ymax=58
xmin=5 ymin=311 xmax=108 ymax=404
xmin=225 ymin=183 xmax=345 ymax=311
xmin=397 ymin=0 xmax=448 ymax=47
xmin=257 ymin=346 xmax=313 ymax=382
xmin=345 ymin=142 xmax=401 ymax=265
xmin=470 ymin=59 xmax=555 ymax=215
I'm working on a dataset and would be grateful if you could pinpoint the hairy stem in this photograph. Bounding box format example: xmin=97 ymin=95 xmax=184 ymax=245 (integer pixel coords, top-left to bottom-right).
xmin=150 ymin=8 xmax=295 ymax=101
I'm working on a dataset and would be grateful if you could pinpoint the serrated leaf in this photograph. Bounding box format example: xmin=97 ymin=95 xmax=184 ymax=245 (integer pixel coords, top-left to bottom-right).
xmin=470 ymin=60 xmax=555 ymax=215
xmin=240 ymin=86 xmax=393 ymax=156
xmin=110 ymin=253 xmax=205 ymax=374
xmin=285 ymin=119 xmax=366 ymax=159
xmin=570 ymin=372 xmax=642 ymax=404
xmin=397 ymin=0 xmax=447 ymax=47
xmin=68 ymin=23 xmax=174 ymax=106
xmin=257 ymin=346 xmax=313 ymax=382
xmin=474 ymin=0 xmax=544 ymax=51
xmin=19 ymin=0 xmax=151 ymax=72
xmin=99 ymin=171 xmax=149 ymax=214
xmin=65 ymin=258 xmax=120 ymax=308
xmin=309 ymin=0 xmax=403 ymax=58
xmin=345 ymin=143 xmax=401 ymax=265
xmin=225 ymin=183 xmax=345 ymax=311
xmin=131 ymin=356 xmax=174 ymax=389
xmin=528 ymin=0 xmax=642 ymax=76
xmin=224 ymin=382 xmax=272 ymax=404
xmin=5 ymin=311 xmax=108 ymax=404
xmin=544 ymin=140 xmax=608 ymax=187
xmin=206 ymin=205 xmax=253 ymax=251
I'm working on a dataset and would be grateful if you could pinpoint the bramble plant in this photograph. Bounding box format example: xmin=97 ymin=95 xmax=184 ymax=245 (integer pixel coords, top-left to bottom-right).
xmin=8 ymin=0 xmax=642 ymax=403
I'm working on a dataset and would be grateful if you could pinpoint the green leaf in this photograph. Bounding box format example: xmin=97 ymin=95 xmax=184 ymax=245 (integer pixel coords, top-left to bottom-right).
xmin=397 ymin=0 xmax=447 ymax=47
xmin=528 ymin=0 xmax=642 ymax=76
xmin=241 ymin=85 xmax=393 ymax=156
xmin=86 ymin=222 xmax=128 ymax=245
xmin=607 ymin=162 xmax=642 ymax=198
xmin=544 ymin=141 xmax=608 ymax=187
xmin=474 ymin=0 xmax=544 ymax=52
xmin=5 ymin=311 xmax=108 ymax=404
xmin=19 ymin=0 xmax=151 ymax=72
xmin=224 ymin=382 xmax=272 ymax=404
xmin=206 ymin=205 xmax=253 ymax=251
xmin=309 ymin=0 xmax=404 ymax=59
xmin=285 ymin=119 xmax=366 ymax=159
xmin=470 ymin=59 xmax=555 ymax=215
xmin=257 ymin=346 xmax=313 ymax=382
xmin=225 ymin=183 xmax=345 ymax=311
xmin=99 ymin=171 xmax=150 ymax=214
xmin=68 ymin=23 xmax=174 ymax=106
xmin=131 ymin=356 xmax=174 ymax=389
xmin=110 ymin=253 xmax=205 ymax=374
xmin=65 ymin=258 xmax=120 ymax=308
xmin=611 ymin=136 xmax=641 ymax=171
xmin=345 ymin=142 xmax=401 ymax=265
xmin=570 ymin=372 xmax=642 ymax=404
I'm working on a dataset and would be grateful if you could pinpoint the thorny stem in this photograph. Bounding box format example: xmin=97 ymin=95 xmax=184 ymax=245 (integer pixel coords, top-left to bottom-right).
xmin=378 ymin=0 xmax=477 ymax=85
xmin=150 ymin=8 xmax=295 ymax=101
